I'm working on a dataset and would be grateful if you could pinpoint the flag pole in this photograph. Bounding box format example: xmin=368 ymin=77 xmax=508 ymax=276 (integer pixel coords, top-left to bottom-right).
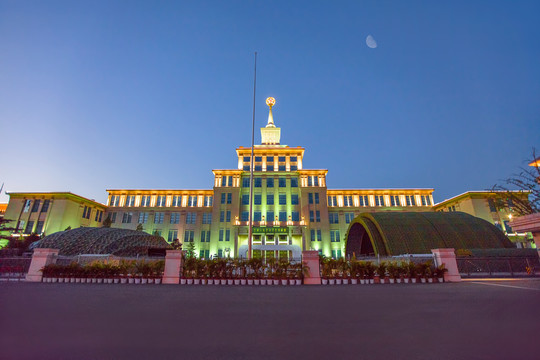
xmin=248 ymin=52 xmax=257 ymax=260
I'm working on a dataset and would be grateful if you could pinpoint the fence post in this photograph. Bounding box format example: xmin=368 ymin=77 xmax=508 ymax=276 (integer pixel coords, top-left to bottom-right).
xmin=26 ymin=248 xmax=59 ymax=282
xmin=431 ymin=248 xmax=461 ymax=282
xmin=162 ymin=250 xmax=183 ymax=284
xmin=302 ymin=251 xmax=321 ymax=285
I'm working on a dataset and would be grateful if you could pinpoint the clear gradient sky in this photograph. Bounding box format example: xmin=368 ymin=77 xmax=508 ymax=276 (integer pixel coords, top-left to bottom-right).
xmin=1 ymin=1 xmax=539 ymax=205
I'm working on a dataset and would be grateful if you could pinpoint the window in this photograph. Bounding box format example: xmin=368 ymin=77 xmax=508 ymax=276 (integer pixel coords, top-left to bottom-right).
xmin=243 ymin=165 xmax=250 ymax=171
xmin=242 ymin=195 xmax=249 ymax=205
xmin=227 ymin=193 xmax=232 ymax=204
xmin=170 ymin=213 xmax=180 ymax=224
xmin=219 ymin=229 xmax=224 ymax=241
xmin=226 ymin=211 xmax=231 ymax=222
xmin=255 ymin=156 xmax=262 ymax=162
xmin=309 ymin=193 xmax=313 ymax=204
xmin=267 ymin=156 xmax=274 ymax=163
xmin=315 ymin=193 xmax=319 ymax=204
xmin=24 ymin=221 xmax=34 ymax=234
xmin=267 ymin=211 xmax=274 ymax=222
xmin=204 ymin=196 xmax=213 ymax=207
xmin=344 ymin=196 xmax=353 ymax=207
xmin=172 ymin=195 xmax=182 ymax=207
xmin=309 ymin=176 xmax=319 ymax=186
xmin=220 ymin=211 xmax=225 ymax=222
xmin=290 ymin=165 xmax=297 ymax=171
xmin=141 ymin=195 xmax=151 ymax=207
xmin=221 ymin=193 xmax=227 ymax=204
xmin=155 ymin=196 xmax=165 ymax=207
xmin=279 ymin=193 xmax=286 ymax=205
xmin=375 ymin=196 xmax=385 ymax=206
xmin=186 ymin=212 xmax=197 ymax=224
xmin=390 ymin=195 xmax=401 ymax=206
xmin=109 ymin=196 xmax=118 ymax=207
xmin=488 ymin=199 xmax=497 ymax=212
xmin=316 ymin=211 xmax=320 ymax=222
xmin=241 ymin=211 xmax=249 ymax=221
xmin=168 ymin=230 xmax=178 ymax=242
xmin=254 ymin=178 xmax=262 ymax=187
xmin=331 ymin=250 xmax=342 ymax=259
xmin=82 ymin=206 xmax=91 ymax=219
xmin=406 ymin=195 xmax=416 ymax=206
xmin=309 ymin=211 xmax=314 ymax=222
xmin=421 ymin=195 xmax=431 ymax=206
xmin=184 ymin=230 xmax=194 ymax=242
xmin=122 ymin=212 xmax=132 ymax=224
xmin=200 ymin=230 xmax=211 ymax=242
xmin=199 ymin=250 xmax=210 ymax=259
xmin=254 ymin=194 xmax=262 ymax=205
xmin=255 ymin=165 xmax=262 ymax=171
xmin=267 ymin=165 xmax=274 ymax=172
xmin=221 ymin=176 xmax=232 ymax=187
xmin=35 ymin=221 xmax=44 ymax=234
xmin=267 ymin=178 xmax=274 ymax=187
xmin=317 ymin=230 xmax=322 ymax=241
xmin=328 ymin=196 xmax=337 ymax=207
xmin=279 ymin=211 xmax=287 ymax=222
xmin=225 ymin=230 xmax=230 ymax=241
xmin=138 ymin=212 xmax=148 ymax=224
xmin=242 ymin=178 xmax=250 ymax=188
xmin=278 ymin=178 xmax=286 ymax=187
xmin=278 ymin=165 xmax=286 ymax=171
xmin=188 ymin=196 xmax=197 ymax=207
xmin=126 ymin=196 xmax=135 ymax=207
xmin=291 ymin=194 xmax=299 ymax=205
xmin=202 ymin=213 xmax=212 ymax=224
xmin=359 ymin=195 xmax=369 ymax=207
xmin=218 ymin=249 xmax=223 ymax=258
xmin=243 ymin=156 xmax=250 ymax=162
xmin=95 ymin=210 xmax=103 ymax=222
xmin=154 ymin=212 xmax=164 ymax=224
xmin=503 ymin=221 xmax=513 ymax=233
xmin=329 ymin=213 xmax=339 ymax=224
xmin=330 ymin=230 xmax=340 ymax=242
xmin=41 ymin=200 xmax=50 ymax=212
xmin=290 ymin=156 xmax=297 ymax=162
xmin=292 ymin=211 xmax=299 ymax=221
xmin=345 ymin=213 xmax=354 ymax=224
xmin=278 ymin=156 xmax=286 ymax=162
xmin=310 ymin=230 xmax=315 ymax=242
xmin=110 ymin=212 xmax=117 ymax=223
xmin=267 ymin=194 xmax=274 ymax=205
xmin=31 ymin=200 xmax=40 ymax=212
xmin=291 ymin=178 xmax=298 ymax=187
xmin=254 ymin=212 xmax=261 ymax=221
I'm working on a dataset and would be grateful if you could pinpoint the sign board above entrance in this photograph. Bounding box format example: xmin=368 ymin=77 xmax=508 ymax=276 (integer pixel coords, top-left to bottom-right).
xmin=252 ymin=227 xmax=288 ymax=234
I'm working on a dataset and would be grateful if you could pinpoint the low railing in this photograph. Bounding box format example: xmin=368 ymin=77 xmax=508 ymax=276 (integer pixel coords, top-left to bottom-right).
xmin=0 ymin=257 xmax=32 ymax=281
xmin=457 ymin=256 xmax=540 ymax=278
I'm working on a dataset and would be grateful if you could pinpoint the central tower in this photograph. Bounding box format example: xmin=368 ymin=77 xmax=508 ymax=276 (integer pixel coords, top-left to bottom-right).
xmin=260 ymin=97 xmax=281 ymax=145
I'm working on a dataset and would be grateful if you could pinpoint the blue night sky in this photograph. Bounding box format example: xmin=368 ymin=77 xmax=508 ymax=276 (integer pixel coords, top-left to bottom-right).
xmin=1 ymin=1 xmax=539 ymax=204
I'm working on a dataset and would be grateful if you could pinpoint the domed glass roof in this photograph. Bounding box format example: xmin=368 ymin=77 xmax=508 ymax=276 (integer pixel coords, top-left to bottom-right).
xmin=31 ymin=227 xmax=170 ymax=256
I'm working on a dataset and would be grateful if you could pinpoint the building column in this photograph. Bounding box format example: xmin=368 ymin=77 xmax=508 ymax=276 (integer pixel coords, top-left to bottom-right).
xmin=162 ymin=250 xmax=183 ymax=284
xmin=431 ymin=248 xmax=461 ymax=282
xmin=26 ymin=248 xmax=59 ymax=282
xmin=302 ymin=250 xmax=321 ymax=285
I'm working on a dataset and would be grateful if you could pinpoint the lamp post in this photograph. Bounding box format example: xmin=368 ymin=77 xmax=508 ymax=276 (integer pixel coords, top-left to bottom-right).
xmin=248 ymin=52 xmax=257 ymax=259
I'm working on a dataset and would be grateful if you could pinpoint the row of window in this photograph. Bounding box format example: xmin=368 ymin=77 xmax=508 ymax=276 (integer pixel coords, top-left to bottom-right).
xmin=115 ymin=212 xmax=208 ymax=225
xmin=327 ymin=194 xmax=431 ymax=207
xmin=18 ymin=220 xmax=45 ymax=234
xmin=110 ymin=195 xmax=213 ymax=208
xmin=243 ymin=165 xmax=298 ymax=171
xmin=328 ymin=212 xmax=356 ymax=224
xmin=241 ymin=194 xmax=299 ymax=206
xmin=22 ymin=199 xmax=52 ymax=214
xmin=243 ymin=156 xmax=297 ymax=163
xmin=309 ymin=229 xmax=341 ymax=242
xmin=240 ymin=211 xmax=300 ymax=222
xmin=241 ymin=177 xmax=299 ymax=188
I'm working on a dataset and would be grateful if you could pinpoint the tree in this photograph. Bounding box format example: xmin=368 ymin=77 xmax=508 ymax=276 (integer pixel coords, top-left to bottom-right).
xmin=64 ymin=226 xmax=72 ymax=231
xmin=184 ymin=242 xmax=196 ymax=258
xmin=136 ymin=223 xmax=144 ymax=231
xmin=102 ymin=215 xmax=112 ymax=228
xmin=491 ymin=148 xmax=540 ymax=216
xmin=0 ymin=218 xmax=18 ymax=248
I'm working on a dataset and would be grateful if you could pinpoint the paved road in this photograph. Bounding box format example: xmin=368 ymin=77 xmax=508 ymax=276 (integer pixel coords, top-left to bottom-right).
xmin=1 ymin=280 xmax=539 ymax=360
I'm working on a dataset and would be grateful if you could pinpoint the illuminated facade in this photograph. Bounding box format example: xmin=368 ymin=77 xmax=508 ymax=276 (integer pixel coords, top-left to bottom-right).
xmin=105 ymin=99 xmax=434 ymax=259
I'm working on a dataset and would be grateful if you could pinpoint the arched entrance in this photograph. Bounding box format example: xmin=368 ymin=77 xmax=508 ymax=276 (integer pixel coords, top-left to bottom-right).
xmin=345 ymin=222 xmax=375 ymax=257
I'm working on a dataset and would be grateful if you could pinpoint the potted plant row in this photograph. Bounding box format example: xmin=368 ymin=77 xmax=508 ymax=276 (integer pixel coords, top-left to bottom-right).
xmin=41 ymin=260 xmax=164 ymax=284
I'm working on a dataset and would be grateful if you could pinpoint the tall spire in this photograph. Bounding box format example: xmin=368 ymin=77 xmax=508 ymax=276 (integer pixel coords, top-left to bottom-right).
xmin=266 ymin=97 xmax=276 ymax=128
xmin=261 ymin=97 xmax=281 ymax=145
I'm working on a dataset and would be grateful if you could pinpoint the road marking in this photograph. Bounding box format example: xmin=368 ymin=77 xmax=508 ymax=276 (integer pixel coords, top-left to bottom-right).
xmin=471 ymin=282 xmax=540 ymax=291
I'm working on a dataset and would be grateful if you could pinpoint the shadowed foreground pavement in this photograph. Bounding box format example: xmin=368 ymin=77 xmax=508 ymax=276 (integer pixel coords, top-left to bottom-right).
xmin=1 ymin=280 xmax=539 ymax=360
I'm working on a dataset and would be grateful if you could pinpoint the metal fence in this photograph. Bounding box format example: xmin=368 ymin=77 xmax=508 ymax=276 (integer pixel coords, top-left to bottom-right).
xmin=457 ymin=257 xmax=540 ymax=278
xmin=0 ymin=257 xmax=32 ymax=281
xmin=56 ymin=254 xmax=165 ymax=266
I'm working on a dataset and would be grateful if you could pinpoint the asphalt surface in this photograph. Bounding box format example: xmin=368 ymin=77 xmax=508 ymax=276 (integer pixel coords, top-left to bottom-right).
xmin=1 ymin=279 xmax=539 ymax=360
